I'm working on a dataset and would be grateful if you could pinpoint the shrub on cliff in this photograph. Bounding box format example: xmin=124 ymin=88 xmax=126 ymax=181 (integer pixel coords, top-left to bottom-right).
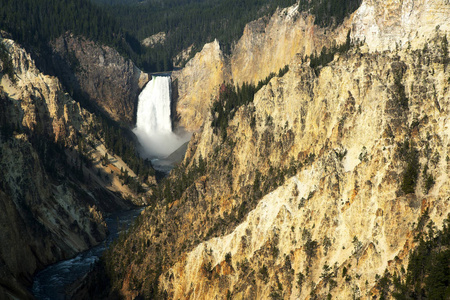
xmin=398 ymin=140 xmax=419 ymax=194
xmin=0 ymin=43 xmax=15 ymax=83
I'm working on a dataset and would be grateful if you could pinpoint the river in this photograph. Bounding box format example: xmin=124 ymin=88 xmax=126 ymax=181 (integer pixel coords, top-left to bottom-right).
xmin=31 ymin=208 xmax=143 ymax=300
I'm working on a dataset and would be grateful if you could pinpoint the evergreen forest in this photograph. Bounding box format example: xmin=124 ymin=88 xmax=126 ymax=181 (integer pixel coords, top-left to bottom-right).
xmin=91 ymin=0 xmax=299 ymax=70
xmin=0 ymin=0 xmax=134 ymax=58
xmin=0 ymin=0 xmax=362 ymax=73
xmin=93 ymin=0 xmax=362 ymax=71
xmin=377 ymin=211 xmax=450 ymax=300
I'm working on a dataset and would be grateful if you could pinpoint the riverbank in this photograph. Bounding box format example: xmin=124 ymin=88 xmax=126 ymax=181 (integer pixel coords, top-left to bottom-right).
xmin=32 ymin=208 xmax=143 ymax=300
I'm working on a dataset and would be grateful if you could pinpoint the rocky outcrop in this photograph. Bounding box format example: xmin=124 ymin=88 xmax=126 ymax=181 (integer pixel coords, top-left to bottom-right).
xmin=230 ymin=4 xmax=349 ymax=86
xmin=172 ymin=5 xmax=351 ymax=131
xmin=2 ymin=38 xmax=89 ymax=145
xmin=142 ymin=32 xmax=166 ymax=48
xmin=173 ymin=44 xmax=194 ymax=68
xmin=105 ymin=11 xmax=450 ymax=299
xmin=171 ymin=40 xmax=231 ymax=130
xmin=0 ymin=37 xmax=148 ymax=299
xmin=51 ymin=33 xmax=149 ymax=125
xmin=173 ymin=0 xmax=450 ymax=132
xmin=352 ymin=0 xmax=450 ymax=51
xmin=160 ymin=38 xmax=450 ymax=299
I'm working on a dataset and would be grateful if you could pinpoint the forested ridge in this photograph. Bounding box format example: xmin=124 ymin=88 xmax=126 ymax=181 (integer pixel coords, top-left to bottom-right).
xmin=0 ymin=0 xmax=362 ymax=72
xmin=0 ymin=0 xmax=298 ymax=73
xmin=0 ymin=0 xmax=139 ymax=60
xmin=93 ymin=0 xmax=362 ymax=71
xmin=93 ymin=0 xmax=298 ymax=71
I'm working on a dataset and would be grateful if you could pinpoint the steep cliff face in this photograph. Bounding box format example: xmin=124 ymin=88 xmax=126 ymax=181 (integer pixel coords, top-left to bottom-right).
xmin=171 ymin=40 xmax=231 ymax=131
xmin=230 ymin=4 xmax=349 ymax=86
xmin=0 ymin=37 xmax=106 ymax=299
xmin=0 ymin=37 xmax=148 ymax=299
xmin=2 ymin=39 xmax=89 ymax=145
xmin=173 ymin=5 xmax=352 ymax=131
xmin=0 ymin=134 xmax=107 ymax=299
xmin=352 ymin=0 xmax=450 ymax=51
xmin=105 ymin=2 xmax=450 ymax=297
xmin=51 ymin=33 xmax=149 ymax=125
xmin=160 ymin=38 xmax=450 ymax=299
xmin=174 ymin=0 xmax=450 ymax=132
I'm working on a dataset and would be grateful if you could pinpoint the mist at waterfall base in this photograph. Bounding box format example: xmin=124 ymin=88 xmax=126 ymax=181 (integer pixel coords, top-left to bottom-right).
xmin=133 ymin=75 xmax=191 ymax=172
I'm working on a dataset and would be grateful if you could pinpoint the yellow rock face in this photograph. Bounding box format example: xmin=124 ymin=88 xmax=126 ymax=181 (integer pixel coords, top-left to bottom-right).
xmin=352 ymin=0 xmax=450 ymax=51
xmin=231 ymin=5 xmax=349 ymax=87
xmin=172 ymin=40 xmax=231 ymax=131
xmin=1 ymin=38 xmax=87 ymax=145
xmin=105 ymin=2 xmax=450 ymax=299
xmin=173 ymin=5 xmax=351 ymax=131
xmin=160 ymin=36 xmax=450 ymax=299
xmin=174 ymin=0 xmax=450 ymax=132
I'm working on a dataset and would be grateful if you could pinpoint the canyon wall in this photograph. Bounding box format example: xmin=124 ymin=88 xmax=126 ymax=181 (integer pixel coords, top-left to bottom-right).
xmin=173 ymin=4 xmax=351 ymax=131
xmin=105 ymin=1 xmax=450 ymax=299
xmin=161 ymin=38 xmax=450 ymax=299
xmin=0 ymin=36 xmax=148 ymax=299
xmin=51 ymin=33 xmax=149 ymax=125
xmin=174 ymin=0 xmax=450 ymax=132
xmin=352 ymin=0 xmax=450 ymax=51
xmin=171 ymin=40 xmax=231 ymax=131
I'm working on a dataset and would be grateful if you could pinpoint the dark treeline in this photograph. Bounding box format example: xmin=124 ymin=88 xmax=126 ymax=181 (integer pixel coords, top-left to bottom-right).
xmin=394 ymin=212 xmax=450 ymax=299
xmin=211 ymin=65 xmax=289 ymax=140
xmin=0 ymin=0 xmax=296 ymax=72
xmin=0 ymin=0 xmax=140 ymax=63
xmin=89 ymin=116 xmax=155 ymax=183
xmin=211 ymin=82 xmax=257 ymax=140
xmin=298 ymin=0 xmax=363 ymax=27
xmin=92 ymin=0 xmax=298 ymax=70
xmin=95 ymin=0 xmax=361 ymax=72
xmin=0 ymin=0 xmax=362 ymax=73
xmin=377 ymin=211 xmax=450 ymax=300
xmin=308 ymin=30 xmax=352 ymax=75
xmin=153 ymin=154 xmax=207 ymax=204
xmin=94 ymin=0 xmax=145 ymax=4
xmin=0 ymin=43 xmax=15 ymax=83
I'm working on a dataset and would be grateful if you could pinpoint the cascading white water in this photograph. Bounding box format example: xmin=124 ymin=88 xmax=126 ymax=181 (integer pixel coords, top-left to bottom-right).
xmin=133 ymin=75 xmax=190 ymax=160
xmin=136 ymin=76 xmax=173 ymax=134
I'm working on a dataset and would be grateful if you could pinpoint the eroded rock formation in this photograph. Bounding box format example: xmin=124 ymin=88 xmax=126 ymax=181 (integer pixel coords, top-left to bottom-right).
xmin=51 ymin=33 xmax=149 ymax=125
xmin=172 ymin=4 xmax=351 ymax=131
xmin=105 ymin=1 xmax=450 ymax=299
xmin=173 ymin=0 xmax=450 ymax=132
xmin=0 ymin=37 xmax=148 ymax=299
xmin=171 ymin=40 xmax=231 ymax=131
xmin=161 ymin=39 xmax=450 ymax=299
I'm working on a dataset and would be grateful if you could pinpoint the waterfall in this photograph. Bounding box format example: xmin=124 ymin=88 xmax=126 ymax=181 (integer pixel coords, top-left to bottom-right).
xmin=133 ymin=75 xmax=190 ymax=161
xmin=136 ymin=76 xmax=173 ymax=135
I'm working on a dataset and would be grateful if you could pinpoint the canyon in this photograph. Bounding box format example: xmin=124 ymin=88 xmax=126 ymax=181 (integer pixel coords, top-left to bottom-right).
xmin=105 ymin=0 xmax=450 ymax=299
xmin=0 ymin=0 xmax=449 ymax=299
xmin=0 ymin=34 xmax=152 ymax=299
xmin=51 ymin=32 xmax=149 ymax=125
